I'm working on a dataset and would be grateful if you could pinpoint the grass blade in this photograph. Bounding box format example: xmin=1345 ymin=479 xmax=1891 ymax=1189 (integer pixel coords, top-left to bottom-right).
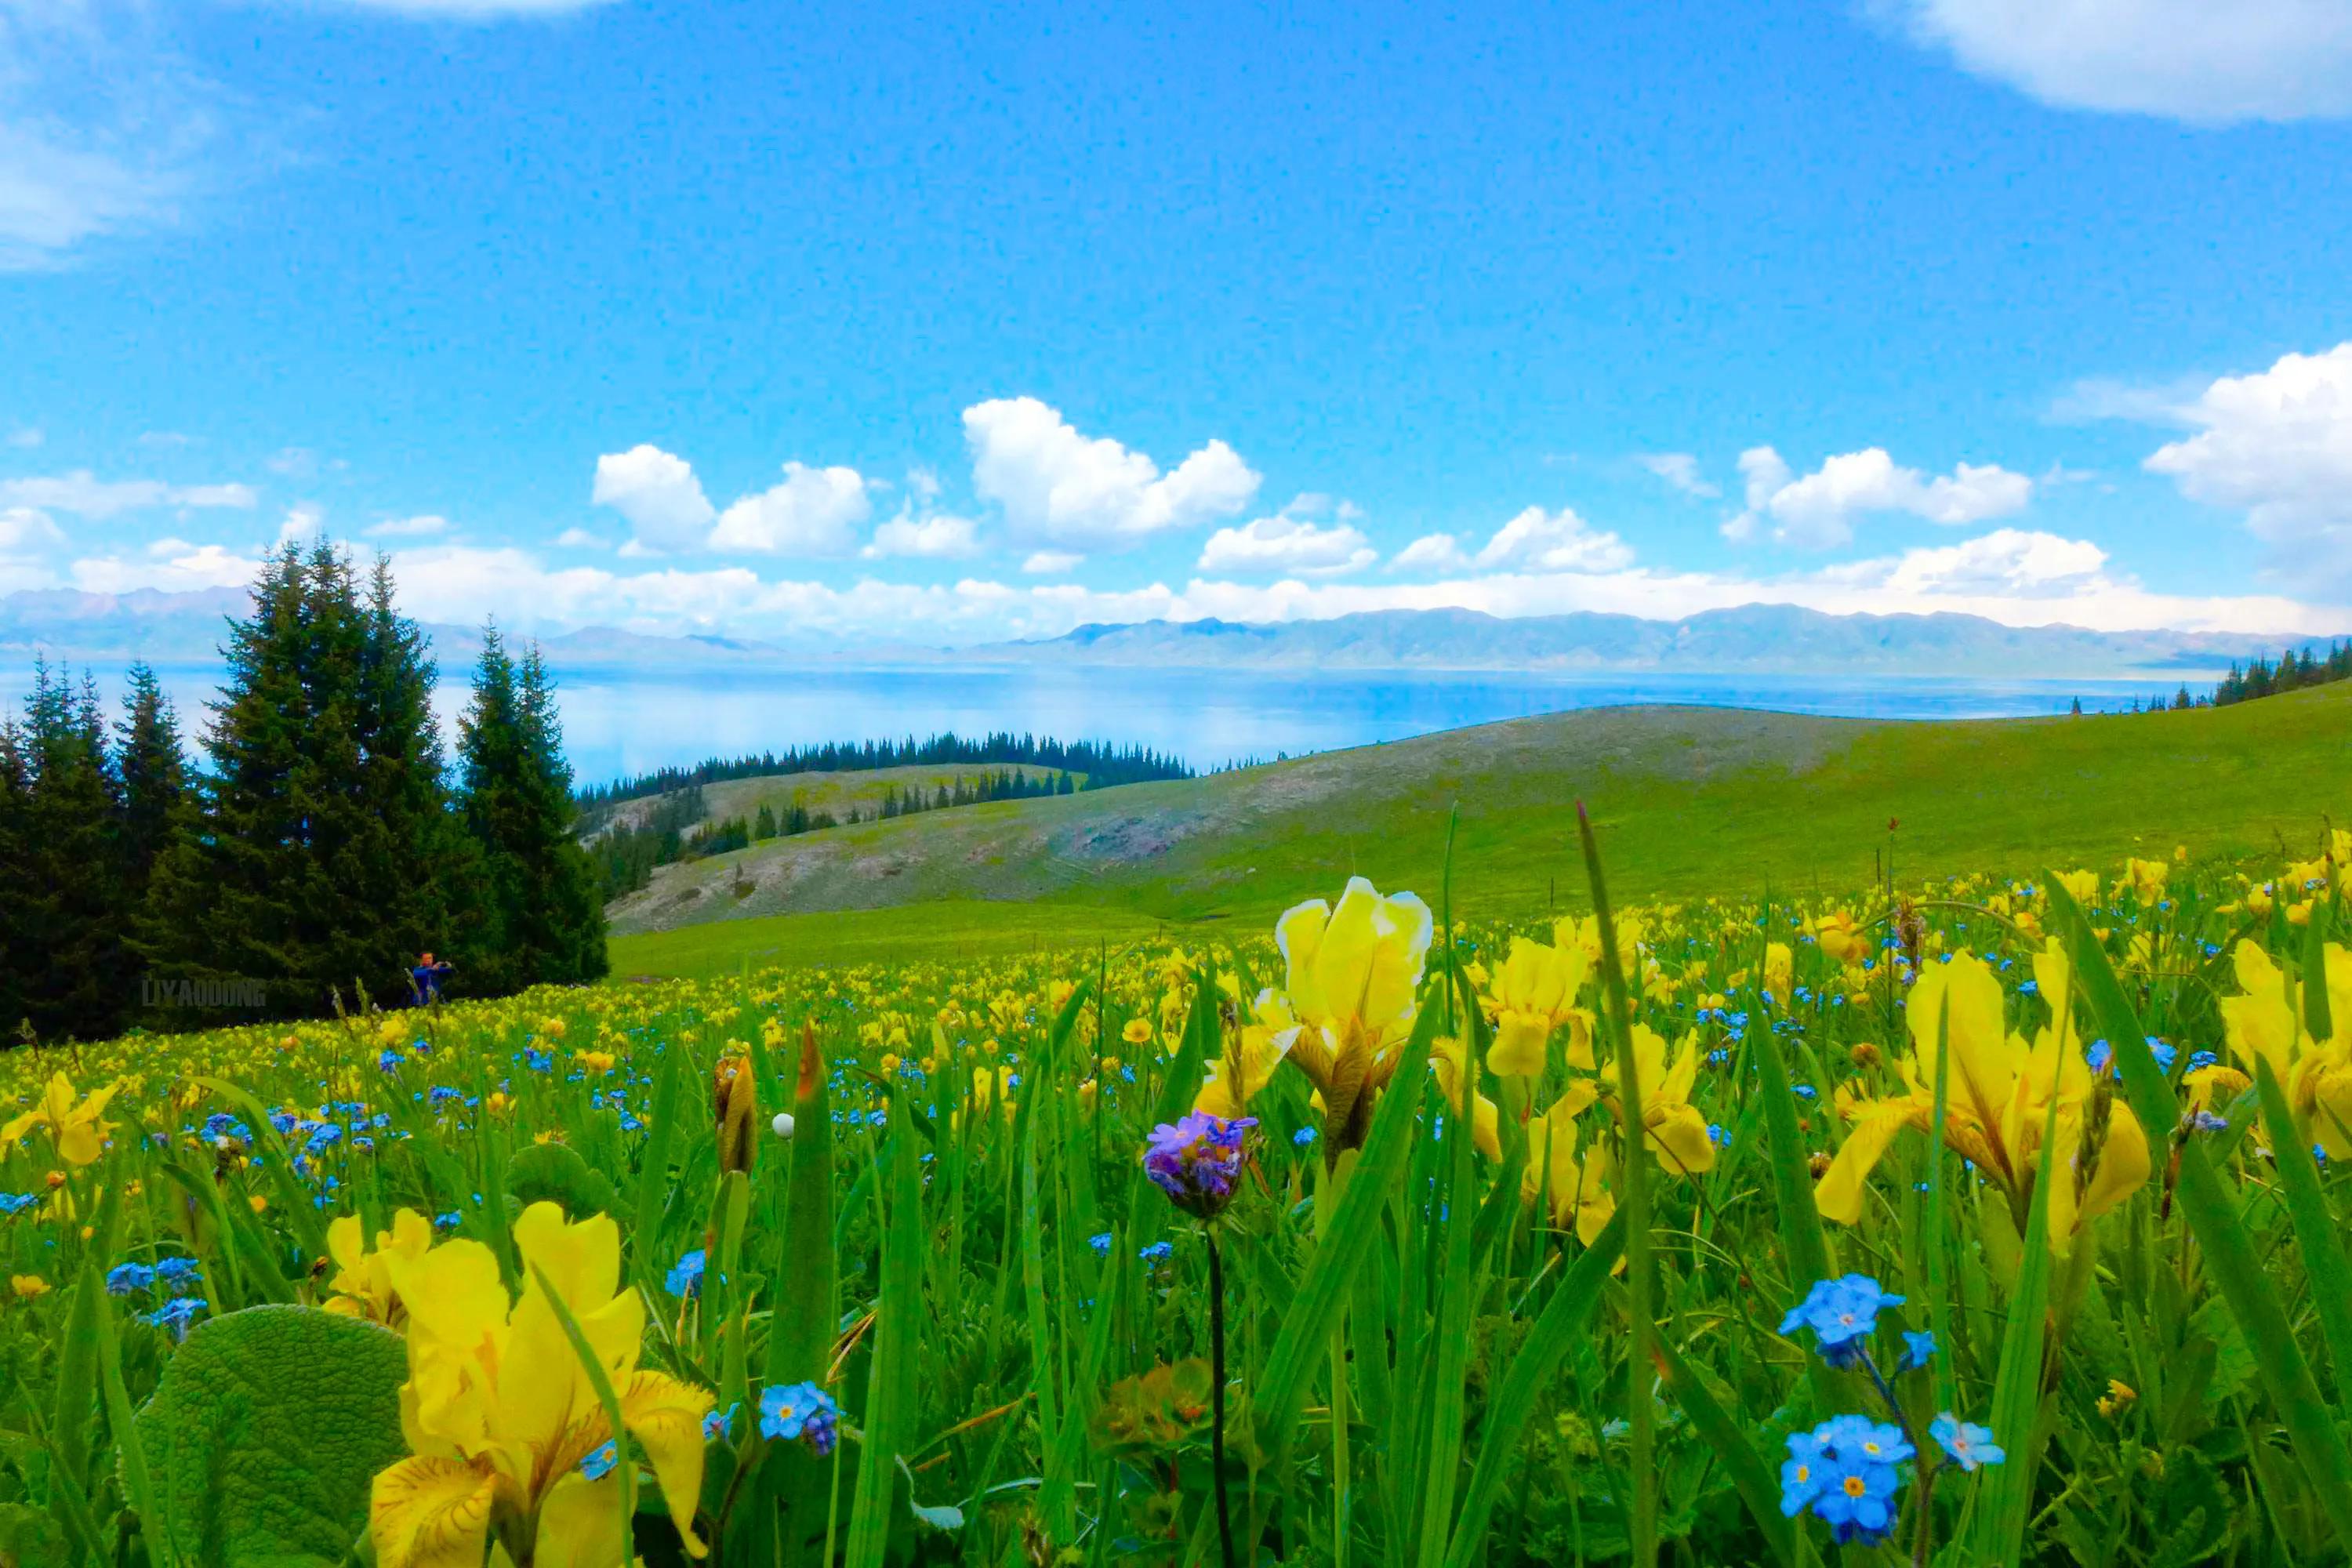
xmin=2044 ymin=870 xmax=2352 ymax=1544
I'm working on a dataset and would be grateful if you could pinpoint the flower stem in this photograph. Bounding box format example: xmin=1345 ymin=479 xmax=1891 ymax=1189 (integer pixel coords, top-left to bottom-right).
xmin=1207 ymin=1228 xmax=1237 ymax=1568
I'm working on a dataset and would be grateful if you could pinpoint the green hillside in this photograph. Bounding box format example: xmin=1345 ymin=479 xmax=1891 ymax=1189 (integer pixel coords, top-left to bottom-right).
xmin=607 ymin=684 xmax=2352 ymax=975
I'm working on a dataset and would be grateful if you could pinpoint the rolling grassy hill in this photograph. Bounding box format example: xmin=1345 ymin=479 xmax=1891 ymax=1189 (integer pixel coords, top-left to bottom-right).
xmin=605 ymin=684 xmax=2352 ymax=976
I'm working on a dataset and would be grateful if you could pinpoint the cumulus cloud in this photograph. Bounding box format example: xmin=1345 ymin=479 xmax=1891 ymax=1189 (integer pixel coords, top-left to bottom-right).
xmin=964 ymin=396 xmax=1260 ymax=550
xmin=1725 ymin=445 xmax=2032 ymax=547
xmin=277 ymin=503 xmax=323 ymax=545
xmin=2143 ymin=342 xmax=2352 ymax=588
xmin=366 ymin=514 xmax=453 ymax=539
xmin=1635 ymin=452 xmax=1719 ymax=498
xmin=709 ymin=462 xmax=873 ymax=557
xmin=864 ymin=510 xmax=982 ymax=561
xmin=0 ymin=470 xmax=257 ymax=518
xmin=1197 ymin=497 xmax=1377 ymax=575
xmin=590 ymin=444 xmax=715 ymax=552
xmin=1021 ymin=550 xmax=1083 ymax=575
xmin=591 ymin=447 xmax=874 ymax=557
xmin=71 ymin=539 xmax=262 ymax=593
xmin=1887 ymin=0 xmax=2352 ymax=122
xmin=1391 ymin=506 xmax=1634 ymax=575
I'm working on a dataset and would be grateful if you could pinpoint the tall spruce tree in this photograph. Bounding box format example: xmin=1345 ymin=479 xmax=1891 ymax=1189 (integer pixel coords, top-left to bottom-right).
xmin=15 ymin=663 xmax=129 ymax=1038
xmin=116 ymin=663 xmax=194 ymax=912
xmin=147 ymin=542 xmax=453 ymax=1015
xmin=456 ymin=629 xmax=607 ymax=992
xmin=0 ymin=719 xmax=31 ymax=1037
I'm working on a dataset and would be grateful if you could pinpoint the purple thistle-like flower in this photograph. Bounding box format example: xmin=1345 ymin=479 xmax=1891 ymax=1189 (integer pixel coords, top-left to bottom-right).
xmin=1144 ymin=1112 xmax=1258 ymax=1218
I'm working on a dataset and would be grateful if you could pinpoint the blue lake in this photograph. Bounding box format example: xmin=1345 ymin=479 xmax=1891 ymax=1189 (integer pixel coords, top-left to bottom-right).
xmin=3 ymin=662 xmax=2185 ymax=789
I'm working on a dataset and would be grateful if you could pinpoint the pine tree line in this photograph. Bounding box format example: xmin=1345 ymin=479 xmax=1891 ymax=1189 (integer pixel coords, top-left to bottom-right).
xmin=575 ymin=731 xmax=1190 ymax=825
xmin=0 ymin=543 xmax=607 ymax=1042
xmin=2211 ymin=641 xmax=2352 ymax=706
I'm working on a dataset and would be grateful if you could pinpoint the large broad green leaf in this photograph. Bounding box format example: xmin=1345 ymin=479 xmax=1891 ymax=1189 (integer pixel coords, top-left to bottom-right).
xmin=134 ymin=1305 xmax=408 ymax=1568
xmin=504 ymin=1138 xmax=618 ymax=1218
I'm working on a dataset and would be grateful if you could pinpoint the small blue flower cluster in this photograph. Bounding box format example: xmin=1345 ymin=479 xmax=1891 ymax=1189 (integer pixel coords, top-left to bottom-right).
xmin=1780 ymin=1414 xmax=1911 ymax=1544
xmin=1778 ymin=1274 xmax=1902 ymax=1367
xmin=759 ymin=1381 xmax=840 ymax=1454
xmin=0 ymin=1192 xmax=39 ymax=1217
xmin=666 ymin=1249 xmax=707 ymax=1298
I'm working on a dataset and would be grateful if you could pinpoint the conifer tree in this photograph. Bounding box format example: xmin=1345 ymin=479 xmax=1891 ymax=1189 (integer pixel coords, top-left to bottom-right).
xmin=456 ymin=629 xmax=607 ymax=992
xmin=116 ymin=663 xmax=194 ymax=911
xmin=16 ymin=663 xmax=128 ymax=1037
xmin=0 ymin=719 xmax=32 ymax=1036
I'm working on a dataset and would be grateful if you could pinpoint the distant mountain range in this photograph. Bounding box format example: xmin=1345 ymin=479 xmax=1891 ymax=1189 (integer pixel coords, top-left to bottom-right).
xmin=982 ymin=606 xmax=2320 ymax=677
xmin=0 ymin=586 xmax=2329 ymax=681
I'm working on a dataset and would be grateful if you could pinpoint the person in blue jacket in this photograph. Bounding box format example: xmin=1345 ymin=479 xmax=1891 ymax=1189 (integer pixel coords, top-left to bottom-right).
xmin=409 ymin=953 xmax=456 ymax=1005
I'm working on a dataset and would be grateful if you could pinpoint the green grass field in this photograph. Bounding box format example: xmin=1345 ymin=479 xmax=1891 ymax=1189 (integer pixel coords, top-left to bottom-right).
xmin=608 ymin=684 xmax=2352 ymax=975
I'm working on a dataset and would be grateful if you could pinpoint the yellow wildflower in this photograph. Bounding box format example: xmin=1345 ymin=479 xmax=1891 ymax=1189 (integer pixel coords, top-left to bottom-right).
xmin=0 ymin=1073 xmax=122 ymax=1167
xmin=369 ymin=1203 xmax=713 ymax=1568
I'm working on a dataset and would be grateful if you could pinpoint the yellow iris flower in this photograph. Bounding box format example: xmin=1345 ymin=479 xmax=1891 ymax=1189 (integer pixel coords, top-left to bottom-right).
xmin=1195 ymin=995 xmax=1294 ymax=1120
xmin=1480 ymin=935 xmax=1592 ymax=1078
xmin=1520 ymin=1082 xmax=1612 ymax=1242
xmin=368 ymin=1203 xmax=714 ymax=1568
xmin=2220 ymin=939 xmax=2352 ymax=1156
xmin=1269 ymin=877 xmax=1433 ymax=1158
xmin=1815 ymin=948 xmax=2148 ymax=1252
xmin=0 ymin=1073 xmax=120 ymax=1167
xmin=1602 ymin=1025 xmax=1717 ymax=1176
xmin=324 ymin=1208 xmax=436 ymax=1327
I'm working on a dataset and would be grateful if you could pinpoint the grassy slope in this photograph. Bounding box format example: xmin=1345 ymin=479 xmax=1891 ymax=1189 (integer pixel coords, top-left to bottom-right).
xmin=608 ymin=684 xmax=2352 ymax=974
xmin=591 ymin=764 xmax=1082 ymax=836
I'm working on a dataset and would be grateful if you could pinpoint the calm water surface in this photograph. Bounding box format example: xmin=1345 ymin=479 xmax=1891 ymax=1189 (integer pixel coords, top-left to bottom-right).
xmin=0 ymin=662 xmax=2179 ymax=787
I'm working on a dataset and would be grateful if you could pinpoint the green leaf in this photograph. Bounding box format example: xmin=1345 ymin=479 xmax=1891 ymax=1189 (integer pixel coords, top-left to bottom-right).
xmin=503 ymin=1139 xmax=618 ymax=1218
xmin=1648 ymin=1324 xmax=1798 ymax=1568
xmin=2044 ymin=871 xmax=2352 ymax=1545
xmin=133 ymin=1305 xmax=408 ymax=1568
xmin=1966 ymin=1081 xmax=2063 ymax=1565
xmin=844 ymin=1094 xmax=927 ymax=1568
xmin=2253 ymin=1055 xmax=2352 ymax=1414
xmin=1441 ymin=1211 xmax=1626 ymax=1568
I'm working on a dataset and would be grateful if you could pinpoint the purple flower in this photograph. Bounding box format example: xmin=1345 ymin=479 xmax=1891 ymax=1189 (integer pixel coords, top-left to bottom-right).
xmin=1143 ymin=1112 xmax=1257 ymax=1218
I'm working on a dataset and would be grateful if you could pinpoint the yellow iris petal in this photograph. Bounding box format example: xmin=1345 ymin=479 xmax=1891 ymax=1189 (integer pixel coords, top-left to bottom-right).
xmin=369 ymin=1456 xmax=498 ymax=1568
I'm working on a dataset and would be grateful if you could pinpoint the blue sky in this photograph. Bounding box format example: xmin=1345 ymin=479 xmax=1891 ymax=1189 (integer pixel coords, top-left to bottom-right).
xmin=3 ymin=0 xmax=2350 ymax=645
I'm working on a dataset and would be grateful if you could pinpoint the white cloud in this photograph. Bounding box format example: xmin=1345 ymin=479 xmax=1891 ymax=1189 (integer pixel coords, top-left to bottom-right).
xmin=864 ymin=510 xmax=981 ymax=561
xmin=0 ymin=470 xmax=257 ymax=518
xmin=1390 ymin=533 xmax=1472 ymax=573
xmin=1889 ymin=0 xmax=2352 ymax=122
xmin=5 ymin=426 xmax=40 ymax=449
xmin=89 ymin=524 xmax=2318 ymax=656
xmin=591 ymin=444 xmax=715 ymax=552
xmin=1635 ymin=452 xmax=1719 ymax=498
xmin=1197 ymin=497 xmax=1377 ymax=575
xmin=709 ymin=462 xmax=872 ymax=557
xmin=553 ymin=527 xmax=605 ymax=549
xmin=0 ymin=506 xmax=61 ymax=592
xmin=71 ymin=539 xmax=262 ymax=593
xmin=0 ymin=504 xmax=63 ymax=554
xmin=2144 ymin=342 xmax=2352 ymax=588
xmin=1391 ymin=506 xmax=1635 ymax=575
xmin=964 ymin=396 xmax=1260 ymax=550
xmin=1021 ymin=550 xmax=1083 ymax=575
xmin=1472 ymin=506 xmax=1635 ymax=572
xmin=366 ymin=513 xmax=452 ymax=539
xmin=277 ymin=503 xmax=323 ymax=545
xmin=0 ymin=1 xmax=220 ymax=270
xmin=1726 ymin=445 xmax=2032 ymax=547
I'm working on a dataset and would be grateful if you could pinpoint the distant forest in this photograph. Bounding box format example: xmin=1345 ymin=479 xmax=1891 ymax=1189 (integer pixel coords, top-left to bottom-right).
xmin=2211 ymin=641 xmax=2352 ymax=706
xmin=576 ymin=731 xmax=1192 ymax=819
xmin=583 ymin=738 xmax=1187 ymax=901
